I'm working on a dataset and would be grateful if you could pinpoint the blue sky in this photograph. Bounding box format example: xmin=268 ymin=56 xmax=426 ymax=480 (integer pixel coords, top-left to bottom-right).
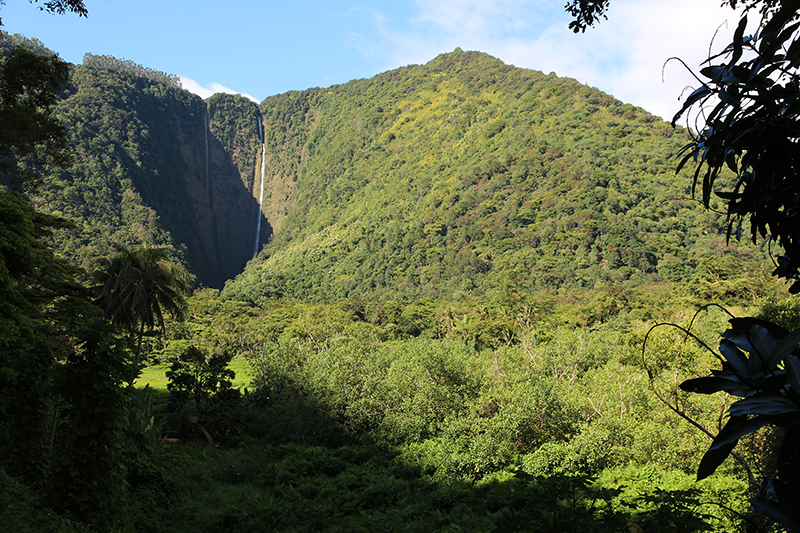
xmin=2 ymin=0 xmax=740 ymax=120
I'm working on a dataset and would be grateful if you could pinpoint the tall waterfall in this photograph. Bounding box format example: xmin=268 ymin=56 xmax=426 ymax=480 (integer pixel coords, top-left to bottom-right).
xmin=204 ymin=106 xmax=210 ymax=196
xmin=253 ymin=117 xmax=266 ymax=258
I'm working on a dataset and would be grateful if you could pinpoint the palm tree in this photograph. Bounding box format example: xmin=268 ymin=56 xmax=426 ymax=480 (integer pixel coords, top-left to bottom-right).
xmin=91 ymin=244 xmax=193 ymax=368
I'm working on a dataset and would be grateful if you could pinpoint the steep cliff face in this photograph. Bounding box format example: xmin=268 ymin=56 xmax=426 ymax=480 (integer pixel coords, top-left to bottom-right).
xmin=31 ymin=49 xmax=756 ymax=301
xmin=256 ymin=92 xmax=320 ymax=237
xmin=205 ymin=93 xmax=271 ymax=280
xmin=33 ymin=61 xmax=261 ymax=288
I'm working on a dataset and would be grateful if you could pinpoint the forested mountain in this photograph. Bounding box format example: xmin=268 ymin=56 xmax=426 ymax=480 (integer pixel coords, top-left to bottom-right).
xmin=222 ymin=49 xmax=758 ymax=304
xmin=25 ymin=42 xmax=761 ymax=299
xmin=31 ymin=52 xmax=265 ymax=288
xmin=5 ymin=27 xmax=797 ymax=533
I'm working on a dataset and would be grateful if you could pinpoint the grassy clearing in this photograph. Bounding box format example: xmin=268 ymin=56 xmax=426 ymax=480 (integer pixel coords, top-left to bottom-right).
xmin=134 ymin=355 xmax=255 ymax=391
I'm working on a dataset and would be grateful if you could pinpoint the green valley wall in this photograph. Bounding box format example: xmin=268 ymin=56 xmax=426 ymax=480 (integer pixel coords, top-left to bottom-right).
xmin=33 ymin=62 xmax=266 ymax=288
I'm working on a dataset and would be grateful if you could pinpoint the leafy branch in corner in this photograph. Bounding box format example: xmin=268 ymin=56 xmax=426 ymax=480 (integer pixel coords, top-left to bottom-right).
xmin=672 ymin=0 xmax=800 ymax=292
xmin=645 ymin=309 xmax=800 ymax=530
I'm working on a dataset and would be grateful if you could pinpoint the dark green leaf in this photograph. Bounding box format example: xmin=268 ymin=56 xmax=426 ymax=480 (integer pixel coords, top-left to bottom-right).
xmin=719 ymin=340 xmax=749 ymax=376
xmin=750 ymin=496 xmax=799 ymax=531
xmin=786 ymin=354 xmax=800 ymax=392
xmin=680 ymin=376 xmax=746 ymax=395
xmin=728 ymin=394 xmax=800 ymax=417
xmin=731 ymin=14 xmax=748 ymax=64
xmin=765 ymin=329 xmax=800 ymax=373
xmin=709 ymin=416 xmax=767 ymax=451
xmin=773 ymin=479 xmax=800 ymax=528
xmin=750 ymin=324 xmax=777 ymax=374
xmin=697 ymin=440 xmax=736 ymax=481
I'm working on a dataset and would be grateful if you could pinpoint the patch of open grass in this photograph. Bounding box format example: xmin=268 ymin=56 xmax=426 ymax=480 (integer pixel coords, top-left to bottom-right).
xmin=135 ymin=362 xmax=171 ymax=390
xmin=227 ymin=356 xmax=255 ymax=391
xmin=134 ymin=355 xmax=255 ymax=391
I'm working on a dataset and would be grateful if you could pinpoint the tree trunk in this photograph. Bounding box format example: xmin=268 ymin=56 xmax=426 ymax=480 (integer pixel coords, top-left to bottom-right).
xmin=134 ymin=320 xmax=146 ymax=377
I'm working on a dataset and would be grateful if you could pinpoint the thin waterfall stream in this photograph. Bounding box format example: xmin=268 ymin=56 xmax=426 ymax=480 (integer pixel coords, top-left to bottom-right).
xmin=253 ymin=117 xmax=266 ymax=258
xmin=204 ymin=106 xmax=210 ymax=196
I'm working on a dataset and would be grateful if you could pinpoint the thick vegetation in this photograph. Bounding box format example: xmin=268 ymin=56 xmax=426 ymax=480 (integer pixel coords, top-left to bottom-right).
xmin=224 ymin=49 xmax=765 ymax=304
xmin=2 ymin=9 xmax=799 ymax=531
xmin=106 ymin=286 xmax=793 ymax=532
xmin=8 ymin=36 xmax=768 ymax=300
xmin=668 ymin=1 xmax=800 ymax=527
xmin=0 ymin=33 xmax=70 ymax=192
xmin=26 ymin=42 xmax=259 ymax=288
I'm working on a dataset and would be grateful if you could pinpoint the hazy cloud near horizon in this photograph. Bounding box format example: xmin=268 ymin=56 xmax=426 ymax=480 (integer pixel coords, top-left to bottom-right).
xmin=348 ymin=0 xmax=742 ymax=121
xmin=180 ymin=77 xmax=259 ymax=104
xmin=179 ymin=0 xmax=742 ymax=120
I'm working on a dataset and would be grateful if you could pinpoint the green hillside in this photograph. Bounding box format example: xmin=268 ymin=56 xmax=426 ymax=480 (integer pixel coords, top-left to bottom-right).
xmin=222 ymin=49 xmax=757 ymax=304
xmin=30 ymin=53 xmax=263 ymax=288
xmin=14 ymin=43 xmax=762 ymax=299
xmin=4 ymin=30 xmax=796 ymax=533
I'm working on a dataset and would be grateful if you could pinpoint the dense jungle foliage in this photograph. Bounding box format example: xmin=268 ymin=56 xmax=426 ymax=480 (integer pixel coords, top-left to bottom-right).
xmin=2 ymin=224 xmax=794 ymax=532
xmin=14 ymin=281 xmax=790 ymax=532
xmin=223 ymin=48 xmax=765 ymax=304
xmin=3 ymin=10 xmax=800 ymax=531
xmin=23 ymin=39 xmax=259 ymax=288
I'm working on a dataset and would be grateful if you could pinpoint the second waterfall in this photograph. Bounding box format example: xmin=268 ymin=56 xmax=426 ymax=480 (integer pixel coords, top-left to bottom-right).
xmin=253 ymin=117 xmax=266 ymax=258
xmin=204 ymin=105 xmax=210 ymax=196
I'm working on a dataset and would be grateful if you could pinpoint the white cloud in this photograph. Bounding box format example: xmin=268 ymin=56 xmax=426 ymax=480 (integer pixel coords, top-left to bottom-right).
xmin=412 ymin=0 xmax=540 ymax=36
xmin=566 ymin=0 xmax=744 ymax=120
xmin=354 ymin=0 xmax=744 ymax=120
xmin=179 ymin=76 xmax=260 ymax=103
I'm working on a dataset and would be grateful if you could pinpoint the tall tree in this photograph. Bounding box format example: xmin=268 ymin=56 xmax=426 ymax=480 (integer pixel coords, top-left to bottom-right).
xmin=0 ymin=190 xmax=83 ymax=484
xmin=91 ymin=244 xmax=193 ymax=368
xmin=669 ymin=1 xmax=800 ymax=528
xmin=0 ymin=35 xmax=71 ymax=192
xmin=672 ymin=0 xmax=800 ymax=292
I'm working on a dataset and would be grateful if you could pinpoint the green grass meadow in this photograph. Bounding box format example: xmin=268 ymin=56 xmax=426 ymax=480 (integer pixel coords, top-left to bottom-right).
xmin=134 ymin=355 xmax=255 ymax=391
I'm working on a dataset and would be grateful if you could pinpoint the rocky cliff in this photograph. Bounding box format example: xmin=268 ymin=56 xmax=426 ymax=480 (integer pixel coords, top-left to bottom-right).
xmin=33 ymin=60 xmax=265 ymax=288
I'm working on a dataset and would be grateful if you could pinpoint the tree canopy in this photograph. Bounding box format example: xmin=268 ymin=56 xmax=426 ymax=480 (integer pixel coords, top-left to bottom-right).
xmin=0 ymin=190 xmax=84 ymax=483
xmin=0 ymin=0 xmax=88 ymax=27
xmin=220 ymin=49 xmax=763 ymax=305
xmin=0 ymin=36 xmax=70 ymax=191
xmin=672 ymin=0 xmax=800 ymax=292
xmin=564 ymin=0 xmax=610 ymax=33
xmin=91 ymin=244 xmax=193 ymax=366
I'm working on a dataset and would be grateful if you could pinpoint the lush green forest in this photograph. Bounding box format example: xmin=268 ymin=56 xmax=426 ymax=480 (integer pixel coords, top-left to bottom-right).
xmin=14 ymin=34 xmax=768 ymax=301
xmin=28 ymin=47 xmax=262 ymax=288
xmin=2 ymin=10 xmax=800 ymax=531
xmin=223 ymin=49 xmax=763 ymax=304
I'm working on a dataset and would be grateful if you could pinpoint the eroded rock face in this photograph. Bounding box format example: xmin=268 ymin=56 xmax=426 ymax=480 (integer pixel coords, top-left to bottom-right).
xmin=36 ymin=67 xmax=264 ymax=289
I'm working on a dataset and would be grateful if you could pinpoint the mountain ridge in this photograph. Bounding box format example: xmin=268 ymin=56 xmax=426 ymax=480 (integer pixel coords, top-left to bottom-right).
xmin=30 ymin=55 xmax=265 ymax=288
xmin=11 ymin=38 xmax=761 ymax=300
xmin=223 ymin=49 xmax=751 ymax=303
